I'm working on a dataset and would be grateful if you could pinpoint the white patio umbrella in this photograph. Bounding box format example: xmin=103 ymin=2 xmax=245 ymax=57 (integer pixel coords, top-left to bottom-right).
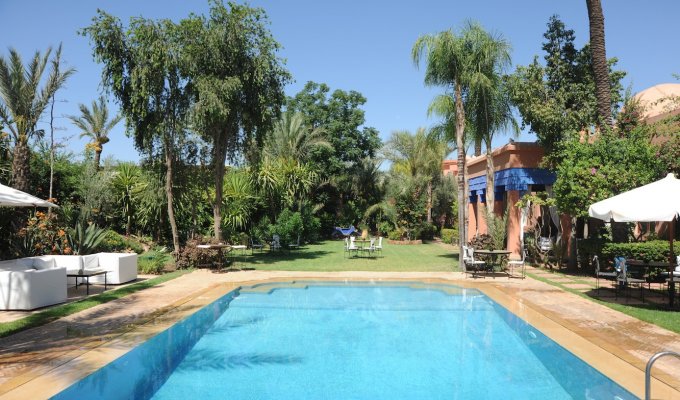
xmin=0 ymin=183 xmax=57 ymax=208
xmin=588 ymin=173 xmax=680 ymax=306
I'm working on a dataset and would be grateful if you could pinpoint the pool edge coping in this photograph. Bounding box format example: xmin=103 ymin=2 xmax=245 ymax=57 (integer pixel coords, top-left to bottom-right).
xmin=1 ymin=276 xmax=679 ymax=399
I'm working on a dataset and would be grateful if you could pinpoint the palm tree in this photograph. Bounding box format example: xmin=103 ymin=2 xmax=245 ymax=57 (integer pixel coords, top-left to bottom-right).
xmin=264 ymin=111 xmax=332 ymax=163
xmin=0 ymin=45 xmax=74 ymax=191
xmin=69 ymin=97 xmax=122 ymax=170
xmin=383 ymin=128 xmax=452 ymax=223
xmin=413 ymin=22 xmax=503 ymax=266
xmin=476 ymin=84 xmax=518 ymax=206
xmin=586 ymin=0 xmax=612 ymax=128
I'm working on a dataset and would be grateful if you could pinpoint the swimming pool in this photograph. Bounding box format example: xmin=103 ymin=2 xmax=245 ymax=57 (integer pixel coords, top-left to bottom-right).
xmin=52 ymin=282 xmax=635 ymax=399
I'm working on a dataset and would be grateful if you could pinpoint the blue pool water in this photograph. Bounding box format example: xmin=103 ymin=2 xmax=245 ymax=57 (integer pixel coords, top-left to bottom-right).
xmin=53 ymin=282 xmax=635 ymax=399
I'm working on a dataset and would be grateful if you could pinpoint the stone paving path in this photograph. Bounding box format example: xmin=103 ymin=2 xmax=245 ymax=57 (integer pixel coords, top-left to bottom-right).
xmin=0 ymin=268 xmax=679 ymax=398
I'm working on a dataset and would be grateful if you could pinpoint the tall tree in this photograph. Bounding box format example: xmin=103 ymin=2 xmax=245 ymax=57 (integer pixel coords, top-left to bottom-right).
xmin=69 ymin=96 xmax=123 ymax=170
xmin=586 ymin=0 xmax=613 ymax=128
xmin=383 ymin=128 xmax=451 ymax=223
xmin=507 ymin=15 xmax=625 ymax=167
xmin=264 ymin=111 xmax=331 ymax=164
xmin=179 ymin=2 xmax=290 ymax=241
xmin=82 ymin=12 xmax=190 ymax=256
xmin=0 ymin=45 xmax=74 ymax=191
xmin=413 ymin=21 xmax=502 ymax=268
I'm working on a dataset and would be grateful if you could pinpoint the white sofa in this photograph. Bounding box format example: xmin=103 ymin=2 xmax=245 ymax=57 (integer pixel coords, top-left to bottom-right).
xmin=32 ymin=253 xmax=138 ymax=285
xmin=0 ymin=258 xmax=67 ymax=310
xmin=0 ymin=252 xmax=138 ymax=310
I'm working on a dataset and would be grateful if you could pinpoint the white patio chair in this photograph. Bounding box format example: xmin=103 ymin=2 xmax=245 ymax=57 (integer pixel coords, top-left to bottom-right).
xmin=374 ymin=236 xmax=383 ymax=256
xmin=507 ymin=248 xmax=527 ymax=279
xmin=288 ymin=235 xmax=301 ymax=250
xmin=462 ymin=246 xmax=486 ymax=278
xmin=270 ymin=234 xmax=282 ymax=252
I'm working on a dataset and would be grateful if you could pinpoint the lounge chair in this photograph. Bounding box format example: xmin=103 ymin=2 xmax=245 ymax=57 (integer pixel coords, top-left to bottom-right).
xmin=507 ymin=249 xmax=527 ymax=279
xmin=593 ymin=255 xmax=617 ymax=295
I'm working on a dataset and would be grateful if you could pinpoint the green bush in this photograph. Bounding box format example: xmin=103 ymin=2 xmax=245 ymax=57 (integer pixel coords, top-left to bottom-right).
xmin=99 ymin=230 xmax=144 ymax=254
xmin=413 ymin=223 xmax=437 ymax=241
xmin=576 ymin=237 xmax=608 ymax=270
xmin=138 ymin=250 xmax=170 ymax=274
xmin=377 ymin=221 xmax=393 ymax=237
xmin=601 ymin=240 xmax=672 ymax=280
xmin=269 ymin=209 xmax=303 ymax=245
xmin=300 ymin=208 xmax=321 ymax=243
xmin=387 ymin=228 xmax=404 ymax=241
xmin=441 ymin=228 xmax=459 ymax=245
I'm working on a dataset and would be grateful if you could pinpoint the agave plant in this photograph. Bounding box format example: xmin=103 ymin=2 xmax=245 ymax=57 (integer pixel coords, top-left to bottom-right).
xmin=69 ymin=222 xmax=108 ymax=255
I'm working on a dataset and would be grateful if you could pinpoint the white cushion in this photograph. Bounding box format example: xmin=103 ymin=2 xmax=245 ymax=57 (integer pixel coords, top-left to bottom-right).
xmin=33 ymin=257 xmax=56 ymax=270
xmin=82 ymin=254 xmax=99 ymax=270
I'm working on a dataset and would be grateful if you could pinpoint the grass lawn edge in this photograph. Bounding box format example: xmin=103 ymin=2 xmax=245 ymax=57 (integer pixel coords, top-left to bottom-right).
xmin=0 ymin=269 xmax=191 ymax=339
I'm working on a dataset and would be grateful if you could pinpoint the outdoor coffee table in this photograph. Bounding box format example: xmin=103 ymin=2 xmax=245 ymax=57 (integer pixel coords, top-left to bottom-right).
xmin=68 ymin=269 xmax=108 ymax=295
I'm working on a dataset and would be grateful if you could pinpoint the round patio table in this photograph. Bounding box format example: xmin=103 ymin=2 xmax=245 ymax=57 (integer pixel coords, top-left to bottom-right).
xmin=474 ymin=249 xmax=511 ymax=275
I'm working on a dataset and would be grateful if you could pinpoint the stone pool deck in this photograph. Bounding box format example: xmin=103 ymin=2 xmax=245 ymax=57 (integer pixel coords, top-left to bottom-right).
xmin=0 ymin=269 xmax=679 ymax=399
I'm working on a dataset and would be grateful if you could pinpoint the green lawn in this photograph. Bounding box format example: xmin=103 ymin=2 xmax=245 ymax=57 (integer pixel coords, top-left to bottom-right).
xmin=237 ymin=240 xmax=460 ymax=272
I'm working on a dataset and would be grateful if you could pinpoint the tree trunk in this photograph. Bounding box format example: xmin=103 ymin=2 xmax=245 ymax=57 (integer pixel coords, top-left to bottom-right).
xmin=94 ymin=148 xmax=102 ymax=171
xmin=426 ymin=180 xmax=433 ymax=224
xmin=454 ymin=85 xmax=467 ymax=270
xmin=586 ymin=0 xmax=613 ymax=128
xmin=213 ymin=127 xmax=229 ymax=242
xmin=485 ymin=139 xmax=495 ymax=206
xmin=163 ymin=134 xmax=180 ymax=257
xmin=49 ymin=94 xmax=56 ymax=210
xmin=11 ymin=139 xmax=31 ymax=192
xmin=474 ymin=137 xmax=482 ymax=157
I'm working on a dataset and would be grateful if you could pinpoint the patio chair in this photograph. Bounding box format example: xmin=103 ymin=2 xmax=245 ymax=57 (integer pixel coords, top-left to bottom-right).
xmin=615 ymin=256 xmax=646 ymax=301
xmin=288 ymin=235 xmax=301 ymax=250
xmin=345 ymin=237 xmax=360 ymax=258
xmin=361 ymin=238 xmax=377 ymax=258
xmin=593 ymin=255 xmax=617 ymax=296
xmin=462 ymin=246 xmax=486 ymax=278
xmin=270 ymin=235 xmax=282 ymax=252
xmin=374 ymin=236 xmax=383 ymax=257
xmin=507 ymin=248 xmax=527 ymax=279
xmin=250 ymin=237 xmax=264 ymax=254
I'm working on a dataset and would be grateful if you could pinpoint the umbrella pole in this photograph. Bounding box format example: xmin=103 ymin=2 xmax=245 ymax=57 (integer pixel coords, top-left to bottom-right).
xmin=670 ymin=218 xmax=676 ymax=308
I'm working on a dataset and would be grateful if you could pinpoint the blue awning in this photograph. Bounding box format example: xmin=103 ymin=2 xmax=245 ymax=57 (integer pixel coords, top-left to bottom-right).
xmin=468 ymin=168 xmax=556 ymax=198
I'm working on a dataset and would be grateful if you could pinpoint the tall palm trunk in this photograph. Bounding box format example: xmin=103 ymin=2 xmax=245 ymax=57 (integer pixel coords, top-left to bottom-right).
xmin=163 ymin=134 xmax=180 ymax=257
xmin=454 ymin=85 xmax=467 ymax=270
xmin=11 ymin=138 xmax=31 ymax=192
xmin=474 ymin=137 xmax=482 ymax=157
xmin=426 ymin=180 xmax=433 ymax=223
xmin=586 ymin=0 xmax=612 ymax=128
xmin=212 ymin=126 xmax=230 ymax=242
xmin=485 ymin=138 xmax=495 ymax=206
xmin=94 ymin=148 xmax=102 ymax=171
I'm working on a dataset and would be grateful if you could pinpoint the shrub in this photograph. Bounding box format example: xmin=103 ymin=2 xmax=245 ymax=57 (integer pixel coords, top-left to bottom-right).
xmin=138 ymin=250 xmax=169 ymax=274
xmin=387 ymin=229 xmax=403 ymax=241
xmin=441 ymin=228 xmax=458 ymax=245
xmin=413 ymin=223 xmax=437 ymax=241
xmin=468 ymin=234 xmax=493 ymax=250
xmin=99 ymin=230 xmax=144 ymax=254
xmin=300 ymin=208 xmax=321 ymax=243
xmin=377 ymin=221 xmax=393 ymax=237
xmin=601 ymin=240 xmax=671 ymax=280
xmin=269 ymin=209 xmax=303 ymax=245
xmin=576 ymin=237 xmax=608 ymax=270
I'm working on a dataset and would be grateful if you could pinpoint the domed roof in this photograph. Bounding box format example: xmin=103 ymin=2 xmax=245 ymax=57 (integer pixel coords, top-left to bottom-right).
xmin=633 ymin=83 xmax=680 ymax=121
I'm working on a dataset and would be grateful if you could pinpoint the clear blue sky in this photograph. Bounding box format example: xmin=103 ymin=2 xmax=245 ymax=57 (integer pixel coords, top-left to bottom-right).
xmin=2 ymin=0 xmax=679 ymax=163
